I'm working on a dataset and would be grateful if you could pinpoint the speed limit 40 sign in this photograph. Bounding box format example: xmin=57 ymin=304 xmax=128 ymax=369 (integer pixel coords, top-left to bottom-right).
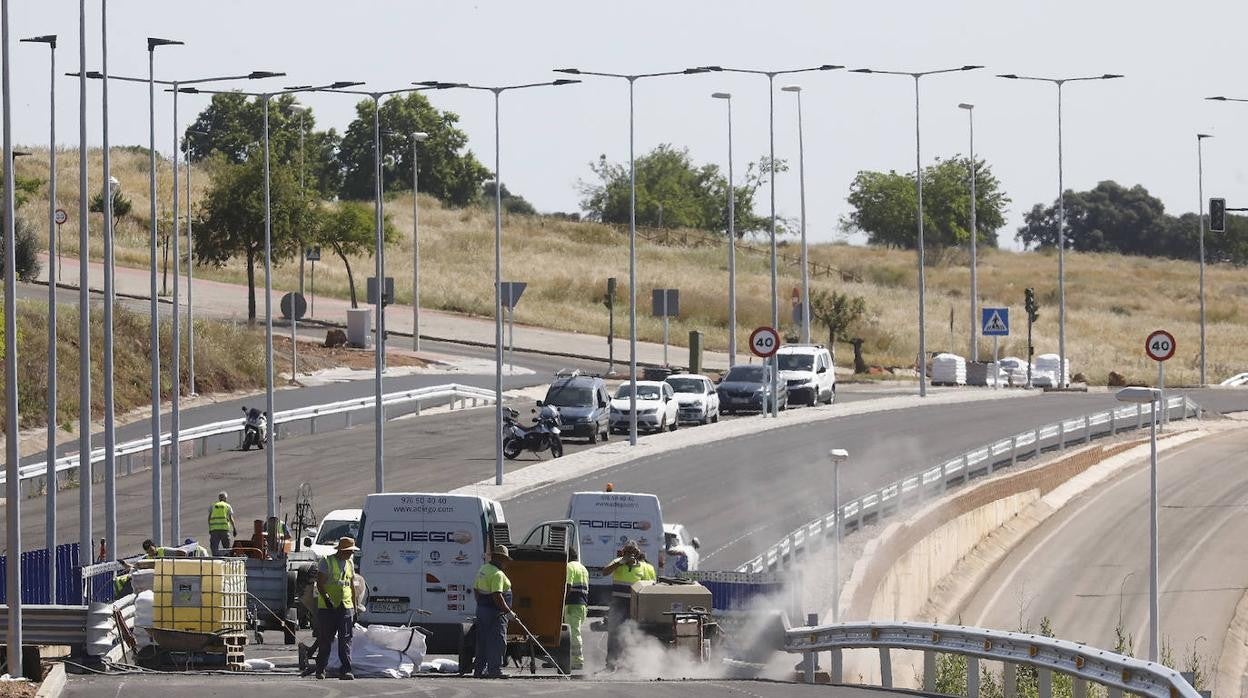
xmin=749 ymin=326 xmax=780 ymax=358
xmin=1145 ymin=329 xmax=1176 ymax=362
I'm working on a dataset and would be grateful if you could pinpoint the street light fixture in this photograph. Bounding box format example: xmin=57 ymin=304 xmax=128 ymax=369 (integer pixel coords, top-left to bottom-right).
xmin=998 ymin=72 xmax=1124 ymax=389
xmin=555 ymin=66 xmax=712 ymax=442
xmin=780 ymin=85 xmax=811 ymax=344
xmin=852 ymin=65 xmax=983 ymax=398
xmin=710 ymin=91 xmax=737 ymax=364
xmin=827 ymin=448 xmax=848 ymax=622
xmin=957 ymin=102 xmax=978 ymax=362
xmin=1114 ymin=385 xmax=1161 ymax=663
xmin=411 ymin=131 xmax=428 ymax=352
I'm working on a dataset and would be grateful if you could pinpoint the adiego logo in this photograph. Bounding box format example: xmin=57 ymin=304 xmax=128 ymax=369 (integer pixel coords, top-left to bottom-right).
xmin=577 ymin=519 xmax=651 ymax=531
xmin=370 ymin=530 xmax=464 ymax=543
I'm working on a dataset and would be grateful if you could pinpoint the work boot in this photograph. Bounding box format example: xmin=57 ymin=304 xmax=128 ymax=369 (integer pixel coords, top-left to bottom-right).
xmin=340 ymin=672 xmax=355 ymax=680
xmin=314 ymin=670 xmax=325 ymax=680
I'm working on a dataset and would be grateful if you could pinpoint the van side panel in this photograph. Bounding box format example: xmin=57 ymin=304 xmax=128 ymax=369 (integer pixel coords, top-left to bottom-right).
xmin=567 ymin=492 xmax=663 ymax=605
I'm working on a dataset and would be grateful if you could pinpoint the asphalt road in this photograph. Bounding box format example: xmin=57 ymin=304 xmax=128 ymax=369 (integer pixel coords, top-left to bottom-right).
xmin=957 ymin=424 xmax=1248 ymax=687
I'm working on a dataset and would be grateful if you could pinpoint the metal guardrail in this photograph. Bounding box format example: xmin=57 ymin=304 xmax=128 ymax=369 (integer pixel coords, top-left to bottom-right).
xmin=739 ymin=395 xmax=1200 ymax=573
xmin=0 ymin=604 xmax=88 ymax=647
xmin=784 ymin=620 xmax=1200 ymax=698
xmin=2 ymin=382 xmax=498 ymax=487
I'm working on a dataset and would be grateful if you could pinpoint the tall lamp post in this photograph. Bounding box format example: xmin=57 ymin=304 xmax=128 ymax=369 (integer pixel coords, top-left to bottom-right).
xmin=554 ymin=66 xmax=709 ymax=442
xmin=851 ymin=65 xmax=984 ymax=397
xmin=998 ymin=72 xmax=1124 ymax=389
xmin=434 ymin=79 xmax=580 ymax=485
xmin=828 ymin=448 xmax=848 ymax=621
xmin=1196 ymin=133 xmax=1211 ymax=386
xmin=711 ymin=91 xmax=737 ymax=364
xmin=1115 ymin=386 xmax=1162 ymax=662
xmin=780 ymin=85 xmax=811 ymax=343
xmin=411 ymin=131 xmax=428 ymax=352
xmin=76 ymin=0 xmax=91 ymax=571
xmin=958 ymin=102 xmax=978 ymax=362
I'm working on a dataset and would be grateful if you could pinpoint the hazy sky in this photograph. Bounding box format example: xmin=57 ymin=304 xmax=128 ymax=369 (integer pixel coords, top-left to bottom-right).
xmin=6 ymin=1 xmax=1247 ymax=250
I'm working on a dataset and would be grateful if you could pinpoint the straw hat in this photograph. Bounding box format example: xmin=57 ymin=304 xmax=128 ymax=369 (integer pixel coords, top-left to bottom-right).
xmin=491 ymin=544 xmax=511 ymax=560
xmin=336 ymin=537 xmax=360 ymax=552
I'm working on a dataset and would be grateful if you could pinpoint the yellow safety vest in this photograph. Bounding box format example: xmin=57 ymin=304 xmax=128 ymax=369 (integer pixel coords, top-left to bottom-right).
xmin=565 ymin=561 xmax=590 ymax=606
xmin=208 ymin=502 xmax=231 ymax=532
xmin=319 ymin=556 xmax=354 ymax=609
xmin=610 ymin=559 xmax=656 ymax=598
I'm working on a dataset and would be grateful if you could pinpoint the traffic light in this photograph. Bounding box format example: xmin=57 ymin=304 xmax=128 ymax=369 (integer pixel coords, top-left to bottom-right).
xmin=1024 ymin=287 xmax=1039 ymax=323
xmin=1210 ymin=197 xmax=1226 ymax=233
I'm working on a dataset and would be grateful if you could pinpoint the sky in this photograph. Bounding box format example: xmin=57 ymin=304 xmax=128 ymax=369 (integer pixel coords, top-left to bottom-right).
xmin=6 ymin=0 xmax=1248 ymax=251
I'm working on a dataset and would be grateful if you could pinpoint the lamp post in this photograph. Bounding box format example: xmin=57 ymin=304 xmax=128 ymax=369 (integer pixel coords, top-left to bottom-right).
xmin=554 ymin=67 xmax=709 ymax=442
xmin=711 ymin=92 xmax=737 ymax=364
xmin=1114 ymin=386 xmax=1161 ymax=662
xmin=958 ymin=102 xmax=977 ymax=362
xmin=780 ymin=85 xmax=810 ymax=343
xmin=828 ymin=448 xmax=848 ymax=622
xmin=435 ymin=78 xmax=580 ymax=484
xmin=76 ymin=0 xmax=91 ymax=572
xmin=101 ymin=0 xmax=117 ymax=561
xmin=182 ymin=128 xmax=209 ymax=396
xmin=851 ymin=66 xmax=983 ymax=397
xmin=21 ymin=32 xmax=58 ymax=597
xmin=1196 ymin=133 xmax=1211 ymax=386
xmin=411 ymin=131 xmax=428 ymax=352
xmin=998 ymin=73 xmax=1124 ymax=389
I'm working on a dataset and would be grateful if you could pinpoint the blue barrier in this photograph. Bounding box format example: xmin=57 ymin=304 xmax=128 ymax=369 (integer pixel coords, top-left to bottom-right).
xmin=0 ymin=543 xmax=84 ymax=604
xmin=682 ymin=570 xmax=784 ymax=612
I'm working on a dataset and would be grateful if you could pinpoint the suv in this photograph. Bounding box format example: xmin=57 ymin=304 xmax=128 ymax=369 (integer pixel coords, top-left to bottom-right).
xmin=717 ymin=364 xmax=788 ymax=414
xmin=665 ymin=373 xmax=720 ymax=425
xmin=541 ymin=372 xmax=611 ymax=443
xmin=776 ymin=344 xmax=835 ymax=406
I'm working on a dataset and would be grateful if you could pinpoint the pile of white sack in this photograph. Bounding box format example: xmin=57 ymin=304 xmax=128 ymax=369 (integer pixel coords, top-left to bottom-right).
xmin=1032 ymin=353 xmax=1070 ymax=387
xmin=325 ymin=624 xmax=428 ymax=678
xmin=931 ymin=353 xmax=967 ymax=385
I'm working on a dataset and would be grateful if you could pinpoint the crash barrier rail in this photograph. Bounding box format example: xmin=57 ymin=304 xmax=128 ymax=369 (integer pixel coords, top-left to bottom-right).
xmin=0 ymin=604 xmax=91 ymax=649
xmin=739 ymin=395 xmax=1201 ymax=574
xmin=784 ymin=620 xmax=1200 ymax=698
xmin=0 ymin=543 xmax=82 ymax=605
xmin=2 ymin=382 xmax=498 ymax=488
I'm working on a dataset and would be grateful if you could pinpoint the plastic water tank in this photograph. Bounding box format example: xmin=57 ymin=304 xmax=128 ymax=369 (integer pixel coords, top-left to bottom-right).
xmin=347 ymin=307 xmax=373 ymax=348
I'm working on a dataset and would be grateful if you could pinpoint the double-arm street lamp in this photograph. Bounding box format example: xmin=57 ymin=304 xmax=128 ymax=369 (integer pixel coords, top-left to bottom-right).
xmin=780 ymin=85 xmax=810 ymax=344
xmin=851 ymin=65 xmax=984 ymax=398
xmin=957 ymin=102 xmax=978 ymax=362
xmin=1194 ymin=131 xmax=1212 ymax=386
xmin=710 ymin=92 xmax=737 ymax=364
xmin=998 ymin=72 xmax=1124 ymax=389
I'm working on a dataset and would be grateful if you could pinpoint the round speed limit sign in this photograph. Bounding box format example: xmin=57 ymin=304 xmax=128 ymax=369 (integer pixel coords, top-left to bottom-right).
xmin=749 ymin=326 xmax=780 ymax=358
xmin=1145 ymin=329 xmax=1176 ymax=362
xmin=54 ymin=208 xmax=67 ymax=225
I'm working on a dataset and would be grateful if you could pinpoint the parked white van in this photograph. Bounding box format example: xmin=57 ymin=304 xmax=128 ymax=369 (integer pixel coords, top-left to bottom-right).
xmin=303 ymin=508 xmax=362 ymax=559
xmin=567 ymin=491 xmax=664 ymax=605
xmin=776 ymin=344 xmax=836 ymax=406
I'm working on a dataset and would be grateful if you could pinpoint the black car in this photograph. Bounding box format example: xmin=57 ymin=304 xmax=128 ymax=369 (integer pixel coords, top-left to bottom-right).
xmin=541 ymin=374 xmax=611 ymax=443
xmin=716 ymin=364 xmax=788 ymax=414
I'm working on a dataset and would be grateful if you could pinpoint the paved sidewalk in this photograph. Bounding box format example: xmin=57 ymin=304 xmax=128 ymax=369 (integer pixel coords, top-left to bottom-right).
xmin=39 ymin=255 xmax=733 ymax=371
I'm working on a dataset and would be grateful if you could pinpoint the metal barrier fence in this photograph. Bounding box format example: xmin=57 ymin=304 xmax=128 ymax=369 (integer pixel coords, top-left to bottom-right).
xmin=0 ymin=543 xmax=81 ymax=605
xmin=784 ymin=620 xmax=1201 ymax=698
xmin=740 ymin=395 xmax=1201 ymax=573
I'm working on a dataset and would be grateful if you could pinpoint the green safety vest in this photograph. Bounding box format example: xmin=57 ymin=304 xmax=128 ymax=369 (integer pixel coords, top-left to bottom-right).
xmin=209 ymin=502 xmax=231 ymax=532
xmin=610 ymin=558 xmax=656 ymax=598
xmin=319 ymin=556 xmax=354 ymax=609
xmin=145 ymin=548 xmax=166 ymax=559
xmin=565 ymin=561 xmax=590 ymax=606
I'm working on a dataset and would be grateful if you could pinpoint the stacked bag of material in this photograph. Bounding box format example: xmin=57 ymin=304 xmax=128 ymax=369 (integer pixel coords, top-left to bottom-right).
xmin=998 ymin=357 xmax=1030 ymax=387
xmin=326 ymin=624 xmax=427 ymax=678
xmin=1032 ymin=353 xmax=1069 ymax=388
xmin=133 ymin=590 xmax=155 ymax=649
xmin=931 ymin=353 xmax=967 ymax=385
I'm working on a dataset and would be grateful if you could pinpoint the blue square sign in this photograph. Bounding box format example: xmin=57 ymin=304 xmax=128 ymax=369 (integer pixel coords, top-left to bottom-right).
xmin=981 ymin=307 xmax=1009 ymax=336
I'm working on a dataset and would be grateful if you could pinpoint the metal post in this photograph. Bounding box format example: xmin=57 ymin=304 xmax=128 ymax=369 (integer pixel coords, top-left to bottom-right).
xmin=914 ymin=75 xmax=928 ymax=398
xmin=186 ymin=139 xmax=195 ymax=394
xmin=878 ymin=647 xmax=893 ymax=688
xmin=507 ymin=306 xmax=514 ymax=374
xmin=726 ymin=96 xmax=736 ymax=365
xmin=767 ymin=73 xmax=779 ymax=418
xmin=1197 ymin=135 xmax=1208 ymax=386
xmin=967 ymin=105 xmax=978 ymax=362
xmin=147 ymin=41 xmax=164 ymax=544
xmin=628 ymin=79 xmax=638 ymax=444
xmin=802 ymin=613 xmax=817 ymax=683
xmin=493 ymin=89 xmax=504 ymax=484
xmin=1056 ymin=82 xmax=1067 ymax=389
xmin=38 ymin=35 xmax=59 ymax=599
xmin=1039 ymin=668 xmax=1053 ymax=698
xmin=831 ymin=457 xmax=840 ymax=621
xmin=1158 ymin=361 xmax=1166 ymax=430
xmin=993 ymin=336 xmax=999 ymax=389
xmin=102 ymin=0 xmax=117 ymax=553
xmin=662 ymin=294 xmax=669 ymax=367
xmin=262 ymin=94 xmax=277 ymax=519
xmin=1003 ymin=664 xmax=1017 ymax=698
xmin=923 ymin=651 xmax=936 ymax=692
xmin=794 ymin=88 xmax=810 ymax=344
xmin=373 ymin=95 xmax=385 ymax=491
xmin=76 ymin=0 xmax=92 ymax=574
xmin=968 ymin=656 xmax=980 ymax=698
xmin=170 ymin=81 xmax=181 ymax=544
xmin=412 ymin=138 xmax=421 ymax=352
xmin=1148 ymin=393 xmax=1159 ymax=663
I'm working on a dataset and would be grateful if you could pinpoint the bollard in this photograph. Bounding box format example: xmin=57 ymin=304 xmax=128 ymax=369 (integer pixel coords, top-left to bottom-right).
xmin=1010 ymin=436 xmax=1018 ymax=468
xmin=688 ymin=330 xmax=703 ymax=375
xmin=878 ymin=647 xmax=893 ymax=688
xmin=1004 ymin=664 xmax=1017 ymax=698
xmin=1084 ymin=415 xmax=1091 ymax=444
xmin=923 ymin=650 xmax=936 ymax=692
xmin=968 ymin=656 xmax=980 ymax=698
xmin=1034 ymin=427 xmax=1042 ymax=459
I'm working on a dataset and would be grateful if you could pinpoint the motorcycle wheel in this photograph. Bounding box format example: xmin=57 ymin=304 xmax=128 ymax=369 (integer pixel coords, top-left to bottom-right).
xmin=550 ymin=437 xmax=564 ymax=458
xmin=503 ymin=438 xmax=523 ymax=460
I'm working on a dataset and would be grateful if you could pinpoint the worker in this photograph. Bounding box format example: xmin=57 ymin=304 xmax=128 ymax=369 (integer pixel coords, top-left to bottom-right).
xmin=563 ymin=547 xmax=590 ymax=671
xmin=208 ymin=491 xmax=238 ymax=556
xmin=183 ymin=538 xmax=210 ymax=557
xmin=472 ymin=545 xmax=515 ymax=678
xmin=142 ymin=539 xmax=188 ymax=559
xmin=263 ymin=516 xmax=292 ymax=540
xmin=601 ymin=540 xmax=656 ymax=670
xmin=312 ymin=537 xmax=358 ymax=681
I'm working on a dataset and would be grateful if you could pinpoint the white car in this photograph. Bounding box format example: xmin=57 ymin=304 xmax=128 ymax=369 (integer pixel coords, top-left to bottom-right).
xmin=660 ymin=523 xmax=701 ymax=577
xmin=666 ymin=373 xmax=720 ymax=425
xmin=303 ymin=508 xmax=362 ymax=558
xmin=609 ymin=380 xmax=680 ymax=434
xmin=776 ymin=344 xmax=836 ymax=407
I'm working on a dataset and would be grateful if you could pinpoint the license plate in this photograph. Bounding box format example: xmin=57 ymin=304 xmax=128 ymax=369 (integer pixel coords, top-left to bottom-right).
xmin=732 ymin=398 xmax=752 ymax=405
xmin=369 ymin=596 xmax=410 ymax=614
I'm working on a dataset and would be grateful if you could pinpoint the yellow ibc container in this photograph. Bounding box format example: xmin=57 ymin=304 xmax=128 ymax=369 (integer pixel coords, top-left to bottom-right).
xmin=152 ymin=558 xmax=247 ymax=633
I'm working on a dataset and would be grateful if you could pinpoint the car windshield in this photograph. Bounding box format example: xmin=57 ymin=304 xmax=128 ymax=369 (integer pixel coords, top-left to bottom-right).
xmin=725 ymin=366 xmax=767 ymax=382
xmin=666 ymin=378 xmax=703 ymax=394
xmin=544 ymin=384 xmax=595 ymax=407
xmin=616 ymin=385 xmax=662 ymax=400
xmin=316 ymin=519 xmax=360 ymax=545
xmin=777 ymin=354 xmax=814 ymax=371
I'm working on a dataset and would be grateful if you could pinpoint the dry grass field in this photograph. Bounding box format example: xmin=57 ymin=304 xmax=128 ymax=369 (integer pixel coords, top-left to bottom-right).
xmin=17 ymin=146 xmax=1247 ymax=386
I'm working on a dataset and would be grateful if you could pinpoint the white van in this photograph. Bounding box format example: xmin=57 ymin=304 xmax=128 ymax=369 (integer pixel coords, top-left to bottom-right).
xmin=303 ymin=508 xmax=362 ymax=558
xmin=776 ymin=344 xmax=836 ymax=406
xmin=567 ymin=491 xmax=664 ymax=605
xmin=357 ymin=493 xmax=506 ymax=654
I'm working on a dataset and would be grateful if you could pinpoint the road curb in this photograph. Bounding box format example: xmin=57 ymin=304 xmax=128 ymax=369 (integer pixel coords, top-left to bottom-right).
xmin=33 ymin=662 xmax=65 ymax=698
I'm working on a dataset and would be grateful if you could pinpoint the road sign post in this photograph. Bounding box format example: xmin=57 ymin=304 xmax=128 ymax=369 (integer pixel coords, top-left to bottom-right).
xmin=54 ymin=208 xmax=66 ymax=279
xmin=304 ymin=246 xmax=320 ymax=317
xmin=1145 ymin=329 xmax=1175 ymax=427
xmin=750 ymin=326 xmax=781 ymax=417
xmin=605 ymin=278 xmax=616 ymax=374
xmin=651 ymin=289 xmax=680 ymax=367
xmin=501 ymin=282 xmax=527 ymax=373
xmin=981 ymin=308 xmax=1009 ymax=389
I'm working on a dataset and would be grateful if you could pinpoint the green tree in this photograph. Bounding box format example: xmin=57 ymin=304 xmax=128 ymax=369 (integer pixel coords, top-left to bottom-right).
xmin=482 ymin=181 xmax=536 ymax=215
xmin=310 ymin=201 xmax=399 ymax=308
xmin=809 ymin=289 xmax=867 ymax=348
xmin=88 ymin=188 xmax=132 ymax=229
xmin=844 ymin=156 xmax=1009 ymax=249
xmin=1018 ymin=181 xmax=1197 ymax=259
xmin=0 ymin=215 xmax=43 ymax=282
xmin=336 ymin=93 xmax=489 ymax=206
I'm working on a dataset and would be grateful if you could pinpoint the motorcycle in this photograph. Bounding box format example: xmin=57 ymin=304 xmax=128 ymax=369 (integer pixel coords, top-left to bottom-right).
xmin=241 ymin=406 xmax=268 ymax=451
xmin=502 ymin=403 xmax=563 ymax=460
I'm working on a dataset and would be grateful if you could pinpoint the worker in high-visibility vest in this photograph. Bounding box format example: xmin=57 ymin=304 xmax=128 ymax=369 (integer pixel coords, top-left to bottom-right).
xmin=563 ymin=547 xmax=590 ymax=671
xmin=142 ymin=539 xmax=187 ymax=559
xmin=208 ymin=491 xmax=237 ymax=556
xmin=472 ymin=545 xmax=515 ymax=678
xmin=312 ymin=537 xmax=358 ymax=681
xmin=601 ymin=540 xmax=656 ymax=670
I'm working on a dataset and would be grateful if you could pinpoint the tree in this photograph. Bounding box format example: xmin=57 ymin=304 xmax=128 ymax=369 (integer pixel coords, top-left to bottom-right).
xmin=310 ymin=201 xmax=399 ymax=308
xmin=579 ymin=144 xmax=784 ymax=237
xmin=1017 ymin=181 xmax=1186 ymax=258
xmin=336 ymin=93 xmax=490 ymax=206
xmin=0 ymin=215 xmax=43 ymax=282
xmin=88 ymin=187 xmax=132 ymax=229
xmin=843 ymin=156 xmax=1009 ymax=249
xmin=809 ymin=289 xmax=866 ymax=349
xmin=481 ymin=182 xmax=536 ymax=215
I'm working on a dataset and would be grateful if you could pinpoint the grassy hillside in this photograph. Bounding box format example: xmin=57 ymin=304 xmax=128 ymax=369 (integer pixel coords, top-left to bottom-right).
xmin=16 ymin=146 xmax=1246 ymax=386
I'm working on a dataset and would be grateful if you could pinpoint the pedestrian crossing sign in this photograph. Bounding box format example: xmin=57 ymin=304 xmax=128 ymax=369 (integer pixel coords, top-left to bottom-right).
xmin=981 ymin=307 xmax=1009 ymax=336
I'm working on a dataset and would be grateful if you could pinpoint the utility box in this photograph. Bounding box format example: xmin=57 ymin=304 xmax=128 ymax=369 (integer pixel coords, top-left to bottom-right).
xmin=630 ymin=580 xmax=713 ymax=625
xmin=688 ymin=331 xmax=703 ymax=375
xmin=346 ymin=307 xmax=372 ymax=348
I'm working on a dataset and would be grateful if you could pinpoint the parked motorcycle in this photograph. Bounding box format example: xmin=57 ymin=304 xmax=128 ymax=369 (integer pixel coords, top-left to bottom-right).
xmin=242 ymin=406 xmax=268 ymax=451
xmin=502 ymin=403 xmax=563 ymax=460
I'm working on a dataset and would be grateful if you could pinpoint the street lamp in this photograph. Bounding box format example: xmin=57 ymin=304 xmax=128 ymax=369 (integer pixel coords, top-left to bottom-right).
xmin=433 ymin=78 xmax=579 ymax=485
xmin=711 ymin=92 xmax=737 ymax=364
xmin=75 ymin=0 xmax=91 ymax=576
xmin=555 ymin=66 xmax=710 ymax=442
xmin=852 ymin=65 xmax=984 ymax=398
xmin=1196 ymin=133 xmax=1212 ymax=386
xmin=1114 ymin=386 xmax=1161 ymax=663
xmin=411 ymin=131 xmax=428 ymax=352
xmin=780 ymin=85 xmax=810 ymax=344
xmin=998 ymin=72 xmax=1125 ymax=389
xmin=698 ymin=64 xmax=843 ymax=416
xmin=827 ymin=448 xmax=848 ymax=622
xmin=958 ymin=102 xmax=978 ymax=362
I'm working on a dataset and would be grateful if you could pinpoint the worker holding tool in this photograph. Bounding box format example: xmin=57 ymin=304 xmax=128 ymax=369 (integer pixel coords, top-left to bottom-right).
xmin=311 ymin=537 xmax=358 ymax=681
xmin=141 ymin=539 xmax=188 ymax=559
xmin=208 ymin=491 xmax=238 ymax=556
xmin=564 ymin=547 xmax=590 ymax=671
xmin=601 ymin=540 xmax=656 ymax=670
xmin=473 ymin=545 xmax=515 ymax=678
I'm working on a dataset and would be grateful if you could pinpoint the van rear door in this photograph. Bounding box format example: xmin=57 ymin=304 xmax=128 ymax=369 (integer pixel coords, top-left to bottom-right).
xmin=567 ymin=491 xmax=663 ymax=603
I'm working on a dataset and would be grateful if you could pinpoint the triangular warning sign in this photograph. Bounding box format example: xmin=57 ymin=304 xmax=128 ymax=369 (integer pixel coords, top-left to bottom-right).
xmin=984 ymin=311 xmax=1007 ymax=333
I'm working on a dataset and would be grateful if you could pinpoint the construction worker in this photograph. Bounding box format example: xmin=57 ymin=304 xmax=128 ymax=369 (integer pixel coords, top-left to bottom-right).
xmin=183 ymin=538 xmax=210 ymax=557
xmin=142 ymin=539 xmax=187 ymax=559
xmin=563 ymin=547 xmax=590 ymax=671
xmin=208 ymin=492 xmax=238 ymax=556
xmin=312 ymin=537 xmax=358 ymax=681
xmin=472 ymin=545 xmax=515 ymax=678
xmin=601 ymin=540 xmax=656 ymax=670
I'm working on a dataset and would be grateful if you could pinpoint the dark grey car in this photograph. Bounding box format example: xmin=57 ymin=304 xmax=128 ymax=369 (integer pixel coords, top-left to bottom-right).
xmin=716 ymin=364 xmax=788 ymax=414
xmin=542 ymin=375 xmax=611 ymax=443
